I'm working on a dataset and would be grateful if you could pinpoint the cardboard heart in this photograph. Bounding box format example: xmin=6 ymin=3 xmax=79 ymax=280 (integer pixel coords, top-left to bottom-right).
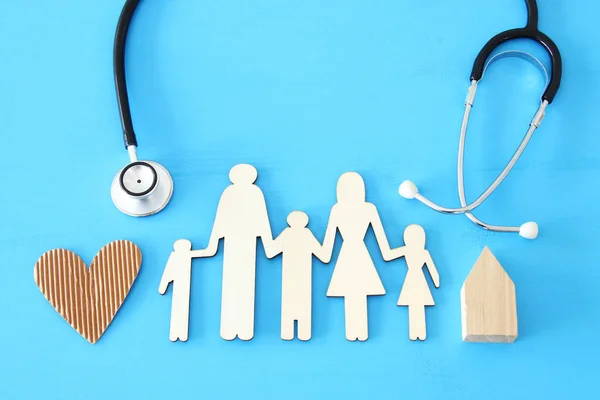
xmin=34 ymin=240 xmax=142 ymax=344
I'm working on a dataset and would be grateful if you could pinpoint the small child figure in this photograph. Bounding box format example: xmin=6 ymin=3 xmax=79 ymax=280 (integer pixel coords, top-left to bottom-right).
xmin=267 ymin=211 xmax=329 ymax=341
xmin=388 ymin=224 xmax=440 ymax=341
xmin=159 ymin=239 xmax=207 ymax=342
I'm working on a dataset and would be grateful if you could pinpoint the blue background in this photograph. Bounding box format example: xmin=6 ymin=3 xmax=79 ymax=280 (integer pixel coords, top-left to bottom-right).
xmin=1 ymin=0 xmax=598 ymax=398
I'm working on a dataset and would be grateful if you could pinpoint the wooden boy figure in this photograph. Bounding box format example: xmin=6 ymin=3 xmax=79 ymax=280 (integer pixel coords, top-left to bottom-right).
xmin=159 ymin=239 xmax=207 ymax=342
xmin=267 ymin=211 xmax=329 ymax=341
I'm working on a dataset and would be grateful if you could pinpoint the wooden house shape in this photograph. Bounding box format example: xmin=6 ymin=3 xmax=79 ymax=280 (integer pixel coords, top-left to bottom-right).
xmin=460 ymin=247 xmax=518 ymax=343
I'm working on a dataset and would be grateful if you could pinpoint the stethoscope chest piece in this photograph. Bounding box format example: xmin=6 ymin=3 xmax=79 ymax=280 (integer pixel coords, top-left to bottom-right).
xmin=111 ymin=1 xmax=175 ymax=217
xmin=111 ymin=160 xmax=173 ymax=217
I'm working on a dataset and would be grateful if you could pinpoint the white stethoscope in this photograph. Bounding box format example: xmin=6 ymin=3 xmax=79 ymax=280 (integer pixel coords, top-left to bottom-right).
xmin=111 ymin=0 xmax=174 ymax=217
xmin=399 ymin=0 xmax=562 ymax=240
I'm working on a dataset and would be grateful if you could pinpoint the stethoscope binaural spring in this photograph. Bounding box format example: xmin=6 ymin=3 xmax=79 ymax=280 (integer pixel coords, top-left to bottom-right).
xmin=111 ymin=0 xmax=174 ymax=217
xmin=399 ymin=0 xmax=562 ymax=240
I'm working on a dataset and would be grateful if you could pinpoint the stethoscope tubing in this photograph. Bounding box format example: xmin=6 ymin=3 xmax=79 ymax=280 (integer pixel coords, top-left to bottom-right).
xmin=114 ymin=0 xmax=141 ymax=149
xmin=470 ymin=0 xmax=562 ymax=104
xmin=471 ymin=29 xmax=561 ymax=104
xmin=413 ymin=83 xmax=547 ymax=216
xmin=402 ymin=0 xmax=560 ymax=238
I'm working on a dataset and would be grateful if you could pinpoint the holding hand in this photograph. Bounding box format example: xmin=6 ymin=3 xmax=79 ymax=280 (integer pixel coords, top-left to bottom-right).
xmin=190 ymin=235 xmax=219 ymax=259
xmin=190 ymin=249 xmax=213 ymax=258
xmin=384 ymin=246 xmax=406 ymax=262
xmin=263 ymin=237 xmax=281 ymax=260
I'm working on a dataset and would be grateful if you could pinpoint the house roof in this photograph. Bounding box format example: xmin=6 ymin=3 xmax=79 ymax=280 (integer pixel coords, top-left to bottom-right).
xmin=463 ymin=246 xmax=514 ymax=290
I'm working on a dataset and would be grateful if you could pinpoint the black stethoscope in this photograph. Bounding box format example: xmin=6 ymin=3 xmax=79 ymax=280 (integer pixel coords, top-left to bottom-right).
xmin=399 ymin=0 xmax=562 ymax=239
xmin=109 ymin=0 xmax=562 ymax=228
xmin=111 ymin=0 xmax=174 ymax=217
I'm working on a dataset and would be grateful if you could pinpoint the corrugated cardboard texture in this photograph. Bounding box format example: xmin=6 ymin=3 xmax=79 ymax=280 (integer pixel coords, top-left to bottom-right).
xmin=34 ymin=240 xmax=142 ymax=344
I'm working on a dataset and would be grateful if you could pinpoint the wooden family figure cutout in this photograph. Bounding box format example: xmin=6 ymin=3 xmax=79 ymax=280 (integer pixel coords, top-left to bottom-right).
xmin=268 ymin=211 xmax=329 ymax=341
xmin=159 ymin=239 xmax=209 ymax=342
xmin=158 ymin=166 xmax=441 ymax=343
xmin=322 ymin=172 xmax=394 ymax=342
xmin=158 ymin=163 xmax=275 ymax=342
xmin=193 ymin=164 xmax=273 ymax=341
xmin=388 ymin=224 xmax=440 ymax=341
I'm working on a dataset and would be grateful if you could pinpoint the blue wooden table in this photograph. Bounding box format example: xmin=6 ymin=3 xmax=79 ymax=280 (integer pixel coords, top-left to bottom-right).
xmin=1 ymin=1 xmax=598 ymax=398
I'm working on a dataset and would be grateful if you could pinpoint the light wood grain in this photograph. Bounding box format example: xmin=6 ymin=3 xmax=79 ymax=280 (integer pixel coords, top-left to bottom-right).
xmin=461 ymin=246 xmax=517 ymax=343
xmin=388 ymin=224 xmax=439 ymax=341
xmin=34 ymin=240 xmax=142 ymax=344
xmin=268 ymin=211 xmax=328 ymax=341
xmin=159 ymin=239 xmax=200 ymax=342
xmin=321 ymin=172 xmax=392 ymax=342
xmin=193 ymin=164 xmax=274 ymax=341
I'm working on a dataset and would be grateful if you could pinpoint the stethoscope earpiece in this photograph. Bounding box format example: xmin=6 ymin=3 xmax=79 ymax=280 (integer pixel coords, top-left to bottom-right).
xmin=399 ymin=180 xmax=419 ymax=200
xmin=519 ymin=222 xmax=538 ymax=240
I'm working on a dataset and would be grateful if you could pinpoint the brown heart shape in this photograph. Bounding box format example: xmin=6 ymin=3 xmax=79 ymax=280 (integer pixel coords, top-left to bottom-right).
xmin=34 ymin=240 xmax=142 ymax=344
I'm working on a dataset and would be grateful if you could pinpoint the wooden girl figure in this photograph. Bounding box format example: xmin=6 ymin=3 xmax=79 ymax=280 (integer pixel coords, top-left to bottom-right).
xmin=388 ymin=224 xmax=439 ymax=341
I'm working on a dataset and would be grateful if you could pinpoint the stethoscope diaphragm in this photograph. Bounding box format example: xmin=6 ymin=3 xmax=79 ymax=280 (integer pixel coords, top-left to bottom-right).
xmin=111 ymin=160 xmax=173 ymax=217
xmin=119 ymin=161 xmax=158 ymax=197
